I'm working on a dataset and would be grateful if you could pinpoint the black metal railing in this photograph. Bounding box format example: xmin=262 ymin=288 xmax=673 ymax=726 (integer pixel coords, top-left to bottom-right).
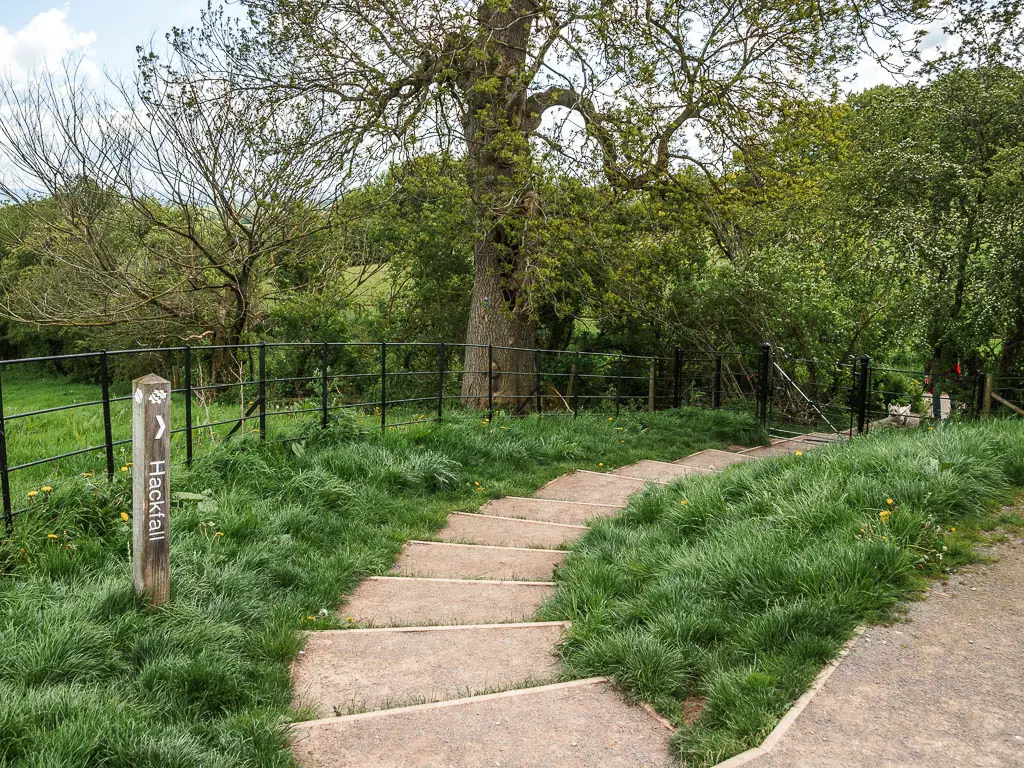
xmin=2 ymin=339 xmax=1023 ymax=533
xmin=0 ymin=341 xmax=738 ymax=531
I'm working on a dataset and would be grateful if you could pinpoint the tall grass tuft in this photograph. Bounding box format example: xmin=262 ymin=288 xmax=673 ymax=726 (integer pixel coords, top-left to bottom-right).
xmin=0 ymin=406 xmax=760 ymax=767
xmin=540 ymin=420 xmax=1024 ymax=766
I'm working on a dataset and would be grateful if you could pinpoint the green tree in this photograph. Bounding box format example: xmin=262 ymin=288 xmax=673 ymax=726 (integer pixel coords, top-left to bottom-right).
xmin=171 ymin=0 xmax=930 ymax=404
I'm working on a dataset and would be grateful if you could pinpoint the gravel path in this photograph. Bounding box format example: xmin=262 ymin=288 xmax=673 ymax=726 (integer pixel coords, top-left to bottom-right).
xmin=737 ymin=530 xmax=1024 ymax=768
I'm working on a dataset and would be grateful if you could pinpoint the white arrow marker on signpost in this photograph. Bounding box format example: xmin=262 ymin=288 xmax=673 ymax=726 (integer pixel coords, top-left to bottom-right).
xmin=155 ymin=414 xmax=166 ymax=440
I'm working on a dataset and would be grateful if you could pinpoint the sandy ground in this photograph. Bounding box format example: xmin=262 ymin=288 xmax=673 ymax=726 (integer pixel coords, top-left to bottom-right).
xmin=437 ymin=512 xmax=586 ymax=548
xmin=291 ymin=679 xmax=675 ymax=768
xmin=612 ymin=460 xmax=709 ymax=482
xmin=740 ymin=532 xmax=1024 ymax=768
xmin=292 ymin=622 xmax=566 ymax=717
xmin=391 ymin=540 xmax=566 ymax=580
xmin=534 ymin=471 xmax=647 ymax=505
xmin=343 ymin=576 xmax=555 ymax=627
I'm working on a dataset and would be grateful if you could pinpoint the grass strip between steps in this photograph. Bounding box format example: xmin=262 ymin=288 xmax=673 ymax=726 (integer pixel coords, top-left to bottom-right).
xmin=0 ymin=406 xmax=760 ymax=767
xmin=538 ymin=419 xmax=1024 ymax=767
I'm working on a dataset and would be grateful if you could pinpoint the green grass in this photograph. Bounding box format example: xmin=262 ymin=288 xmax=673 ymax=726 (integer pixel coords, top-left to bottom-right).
xmin=1 ymin=369 xmax=283 ymax=501
xmin=538 ymin=420 xmax=1024 ymax=766
xmin=0 ymin=406 xmax=761 ymax=767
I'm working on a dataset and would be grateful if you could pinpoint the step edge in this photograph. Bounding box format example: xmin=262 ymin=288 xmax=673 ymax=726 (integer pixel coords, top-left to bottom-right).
xmin=448 ymin=511 xmax=589 ymax=530
xmin=405 ymin=540 xmax=566 ymax=554
xmin=622 ymin=458 xmax=711 ymax=468
xmin=574 ymin=469 xmax=650 ymax=482
xmin=499 ymin=496 xmax=622 ymax=509
xmin=304 ymin=620 xmax=570 ymax=636
xmin=604 ymin=474 xmax=668 ymax=485
xmin=290 ymin=677 xmax=611 ymax=729
xmin=364 ymin=576 xmax=556 ymax=586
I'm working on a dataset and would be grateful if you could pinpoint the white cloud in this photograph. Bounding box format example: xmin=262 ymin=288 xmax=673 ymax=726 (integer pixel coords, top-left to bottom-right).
xmin=842 ymin=16 xmax=957 ymax=93
xmin=0 ymin=7 xmax=98 ymax=80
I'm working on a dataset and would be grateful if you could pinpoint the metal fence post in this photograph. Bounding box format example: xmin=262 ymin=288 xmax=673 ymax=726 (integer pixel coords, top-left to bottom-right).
xmin=931 ymin=374 xmax=942 ymax=421
xmin=0 ymin=367 xmax=12 ymax=533
xmin=712 ymin=353 xmax=723 ymax=409
xmin=648 ymin=359 xmax=656 ymax=412
xmin=437 ymin=342 xmax=445 ymax=423
xmin=100 ymin=351 xmax=115 ymax=478
xmin=321 ymin=342 xmax=329 ymax=429
xmin=673 ymin=346 xmax=681 ymax=409
xmin=757 ymin=343 xmax=771 ymax=429
xmin=487 ymin=343 xmax=494 ymax=422
xmin=615 ymin=354 xmax=623 ymax=417
xmin=184 ymin=346 xmax=193 ymax=465
xmin=573 ymin=350 xmax=581 ymax=417
xmin=258 ymin=342 xmax=267 ymax=440
xmin=856 ymin=355 xmax=870 ymax=434
xmin=380 ymin=342 xmax=387 ymax=430
xmin=535 ymin=349 xmax=542 ymax=414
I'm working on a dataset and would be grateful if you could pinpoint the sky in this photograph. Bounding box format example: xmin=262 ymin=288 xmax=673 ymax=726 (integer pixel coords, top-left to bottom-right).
xmin=0 ymin=2 xmax=204 ymax=81
xmin=0 ymin=2 xmax=952 ymax=92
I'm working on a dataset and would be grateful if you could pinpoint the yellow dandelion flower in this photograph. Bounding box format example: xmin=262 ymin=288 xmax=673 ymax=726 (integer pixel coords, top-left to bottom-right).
xmin=794 ymin=450 xmax=803 ymax=456
xmin=82 ymin=472 xmax=93 ymax=477
xmin=120 ymin=466 xmax=128 ymax=472
xmin=598 ymin=462 xmax=604 ymax=467
xmin=27 ymin=490 xmax=38 ymax=498
xmin=608 ymin=417 xmax=613 ymax=421
xmin=886 ymin=498 xmax=894 ymax=506
xmin=214 ymin=531 xmax=224 ymax=537
xmin=120 ymin=512 xmax=130 ymax=522
xmin=47 ymin=533 xmax=57 ymax=539
xmin=41 ymin=486 xmax=53 ymax=493
xmin=680 ymin=499 xmax=688 ymax=506
xmin=950 ymin=527 xmax=956 ymax=533
xmin=879 ymin=509 xmax=891 ymax=523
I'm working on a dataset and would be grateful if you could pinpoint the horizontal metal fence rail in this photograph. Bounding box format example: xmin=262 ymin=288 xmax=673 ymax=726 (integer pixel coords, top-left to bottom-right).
xmin=2 ymin=339 xmax=1022 ymax=533
xmin=0 ymin=340 xmax=740 ymax=532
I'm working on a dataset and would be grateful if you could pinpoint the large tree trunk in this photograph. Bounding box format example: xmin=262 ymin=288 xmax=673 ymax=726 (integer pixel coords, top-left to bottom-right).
xmin=461 ymin=236 xmax=538 ymax=410
xmin=459 ymin=0 xmax=540 ymax=409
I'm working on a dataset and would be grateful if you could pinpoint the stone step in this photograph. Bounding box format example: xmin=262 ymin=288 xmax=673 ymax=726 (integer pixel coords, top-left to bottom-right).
xmin=292 ymin=622 xmax=567 ymax=718
xmin=436 ymin=512 xmax=587 ymax=548
xmin=740 ymin=439 xmax=820 ymax=459
xmin=802 ymin=432 xmax=845 ymax=444
xmin=343 ymin=576 xmax=555 ymax=627
xmin=391 ymin=540 xmax=566 ymax=581
xmin=479 ymin=496 xmax=620 ymax=525
xmin=612 ymin=459 xmax=710 ymax=483
xmin=673 ymin=448 xmax=754 ymax=471
xmin=534 ymin=470 xmax=648 ymax=506
xmin=291 ymin=678 xmax=675 ymax=768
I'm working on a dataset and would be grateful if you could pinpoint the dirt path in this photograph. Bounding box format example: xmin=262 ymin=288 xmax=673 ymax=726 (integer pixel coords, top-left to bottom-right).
xmin=730 ymin=530 xmax=1024 ymax=768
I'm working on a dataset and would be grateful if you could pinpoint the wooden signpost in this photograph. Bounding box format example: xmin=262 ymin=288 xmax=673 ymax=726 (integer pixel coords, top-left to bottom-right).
xmin=132 ymin=373 xmax=171 ymax=605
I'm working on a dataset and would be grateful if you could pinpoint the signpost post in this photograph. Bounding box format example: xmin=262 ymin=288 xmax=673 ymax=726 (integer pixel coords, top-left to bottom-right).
xmin=132 ymin=373 xmax=171 ymax=606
